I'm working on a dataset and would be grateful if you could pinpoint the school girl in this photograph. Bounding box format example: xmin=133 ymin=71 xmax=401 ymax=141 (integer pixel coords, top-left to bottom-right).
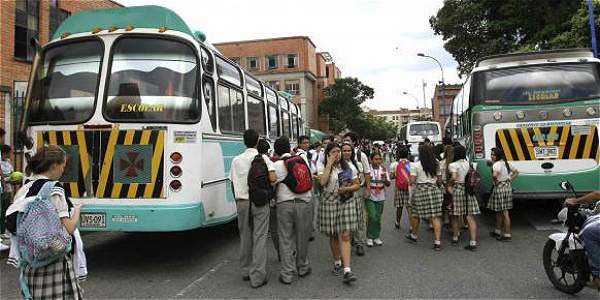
xmin=365 ymin=151 xmax=390 ymax=246
xmin=389 ymin=146 xmax=412 ymax=230
xmin=318 ymin=142 xmax=361 ymax=284
xmin=488 ymin=147 xmax=519 ymax=242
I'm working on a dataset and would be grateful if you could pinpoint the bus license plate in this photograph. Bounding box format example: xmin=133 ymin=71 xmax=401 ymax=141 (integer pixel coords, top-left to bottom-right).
xmin=80 ymin=213 xmax=106 ymax=228
xmin=534 ymin=146 xmax=558 ymax=159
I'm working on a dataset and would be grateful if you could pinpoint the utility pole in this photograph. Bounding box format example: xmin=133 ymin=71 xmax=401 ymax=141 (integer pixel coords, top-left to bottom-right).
xmin=589 ymin=0 xmax=598 ymax=57
xmin=422 ymin=80 xmax=427 ymax=109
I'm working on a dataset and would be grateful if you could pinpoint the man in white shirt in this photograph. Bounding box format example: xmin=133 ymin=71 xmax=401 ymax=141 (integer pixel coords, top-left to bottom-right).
xmin=273 ymin=136 xmax=312 ymax=284
xmin=343 ymin=132 xmax=372 ymax=256
xmin=229 ymin=129 xmax=276 ymax=288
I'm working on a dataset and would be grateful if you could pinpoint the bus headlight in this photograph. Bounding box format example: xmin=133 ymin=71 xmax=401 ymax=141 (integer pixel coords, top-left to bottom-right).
xmin=586 ymin=107 xmax=597 ymax=116
xmin=493 ymin=111 xmax=502 ymax=121
xmin=515 ymin=111 xmax=525 ymax=119
xmin=563 ymin=108 xmax=572 ymax=117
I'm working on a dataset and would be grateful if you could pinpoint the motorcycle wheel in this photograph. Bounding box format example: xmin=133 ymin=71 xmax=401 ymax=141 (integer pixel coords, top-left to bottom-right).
xmin=543 ymin=239 xmax=586 ymax=294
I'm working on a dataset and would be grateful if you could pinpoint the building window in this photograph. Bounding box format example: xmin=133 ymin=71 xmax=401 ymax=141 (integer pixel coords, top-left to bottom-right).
xmin=267 ymin=81 xmax=280 ymax=91
xmin=247 ymin=57 xmax=258 ymax=71
xmin=230 ymin=57 xmax=240 ymax=65
xmin=14 ymin=0 xmax=39 ymax=62
xmin=266 ymin=55 xmax=278 ymax=69
xmin=286 ymin=54 xmax=297 ymax=68
xmin=49 ymin=0 xmax=70 ymax=38
xmin=285 ymin=80 xmax=300 ymax=95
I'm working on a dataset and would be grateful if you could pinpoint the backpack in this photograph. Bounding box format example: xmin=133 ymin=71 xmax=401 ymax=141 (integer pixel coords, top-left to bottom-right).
xmin=247 ymin=155 xmax=273 ymax=207
xmin=464 ymin=162 xmax=481 ymax=196
xmin=395 ymin=160 xmax=410 ymax=190
xmin=281 ymin=155 xmax=313 ymax=194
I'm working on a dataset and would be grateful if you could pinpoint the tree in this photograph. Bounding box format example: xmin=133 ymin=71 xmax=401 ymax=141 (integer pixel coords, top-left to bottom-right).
xmin=430 ymin=0 xmax=597 ymax=76
xmin=319 ymin=77 xmax=375 ymax=133
xmin=350 ymin=113 xmax=398 ymax=141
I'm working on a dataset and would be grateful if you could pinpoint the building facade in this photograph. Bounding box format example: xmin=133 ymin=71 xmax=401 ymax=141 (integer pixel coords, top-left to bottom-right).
xmin=214 ymin=36 xmax=341 ymax=132
xmin=431 ymin=84 xmax=461 ymax=127
xmin=0 ymin=0 xmax=122 ymax=146
xmin=370 ymin=107 xmax=433 ymax=127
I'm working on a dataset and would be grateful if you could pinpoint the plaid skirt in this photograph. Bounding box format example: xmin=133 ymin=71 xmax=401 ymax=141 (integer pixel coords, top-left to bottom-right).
xmin=394 ymin=188 xmax=410 ymax=208
xmin=412 ymin=184 xmax=443 ymax=218
xmin=25 ymin=255 xmax=83 ymax=300
xmin=451 ymin=184 xmax=481 ymax=216
xmin=487 ymin=181 xmax=513 ymax=211
xmin=319 ymin=190 xmax=359 ymax=236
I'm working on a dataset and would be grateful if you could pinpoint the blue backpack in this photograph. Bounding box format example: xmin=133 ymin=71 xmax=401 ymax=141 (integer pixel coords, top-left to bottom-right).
xmin=16 ymin=181 xmax=72 ymax=298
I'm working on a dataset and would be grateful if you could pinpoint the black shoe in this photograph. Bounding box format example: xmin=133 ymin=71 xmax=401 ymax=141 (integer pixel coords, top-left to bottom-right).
xmin=489 ymin=231 xmax=501 ymax=238
xmin=451 ymin=238 xmax=459 ymax=246
xmin=242 ymin=275 xmax=250 ymax=281
xmin=405 ymin=234 xmax=417 ymax=243
xmin=278 ymin=275 xmax=291 ymax=285
xmin=394 ymin=222 xmax=400 ymax=229
xmin=497 ymin=235 xmax=512 ymax=242
xmin=343 ymin=271 xmax=357 ymax=283
xmin=464 ymin=244 xmax=478 ymax=251
xmin=355 ymin=244 xmax=365 ymax=256
xmin=433 ymin=244 xmax=441 ymax=251
xmin=332 ymin=264 xmax=342 ymax=276
xmin=251 ymin=279 xmax=268 ymax=288
xmin=308 ymin=236 xmax=315 ymax=242
xmin=299 ymin=267 xmax=312 ymax=278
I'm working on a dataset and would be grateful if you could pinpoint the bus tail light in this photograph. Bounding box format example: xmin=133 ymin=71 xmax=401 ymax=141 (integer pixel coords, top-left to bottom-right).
xmin=170 ymin=166 xmax=182 ymax=177
xmin=473 ymin=126 xmax=484 ymax=159
xmin=170 ymin=180 xmax=182 ymax=192
xmin=170 ymin=152 xmax=182 ymax=164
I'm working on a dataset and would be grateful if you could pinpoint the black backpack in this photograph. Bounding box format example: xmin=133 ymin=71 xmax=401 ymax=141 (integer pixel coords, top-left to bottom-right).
xmin=247 ymin=154 xmax=273 ymax=207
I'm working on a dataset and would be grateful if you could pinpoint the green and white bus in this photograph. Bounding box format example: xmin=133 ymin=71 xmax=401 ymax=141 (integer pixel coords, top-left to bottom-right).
xmin=450 ymin=49 xmax=600 ymax=199
xmin=20 ymin=6 xmax=305 ymax=231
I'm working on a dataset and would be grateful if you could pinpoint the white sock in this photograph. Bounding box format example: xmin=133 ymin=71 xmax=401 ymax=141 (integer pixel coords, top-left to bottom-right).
xmin=434 ymin=240 xmax=441 ymax=245
xmin=410 ymin=233 xmax=417 ymax=239
xmin=470 ymin=240 xmax=477 ymax=246
xmin=343 ymin=267 xmax=351 ymax=273
xmin=334 ymin=260 xmax=342 ymax=266
xmin=494 ymin=229 xmax=501 ymax=234
xmin=504 ymin=233 xmax=511 ymax=238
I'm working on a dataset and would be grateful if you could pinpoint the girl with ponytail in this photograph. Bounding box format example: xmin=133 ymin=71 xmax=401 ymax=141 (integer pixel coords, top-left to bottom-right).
xmin=487 ymin=147 xmax=519 ymax=242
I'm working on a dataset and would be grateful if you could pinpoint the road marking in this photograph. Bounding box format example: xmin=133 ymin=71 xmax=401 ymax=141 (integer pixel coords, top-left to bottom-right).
xmin=173 ymin=259 xmax=230 ymax=298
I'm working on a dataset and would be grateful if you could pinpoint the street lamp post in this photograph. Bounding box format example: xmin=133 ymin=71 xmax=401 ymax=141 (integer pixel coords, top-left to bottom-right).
xmin=402 ymin=91 xmax=420 ymax=108
xmin=417 ymin=53 xmax=449 ymax=136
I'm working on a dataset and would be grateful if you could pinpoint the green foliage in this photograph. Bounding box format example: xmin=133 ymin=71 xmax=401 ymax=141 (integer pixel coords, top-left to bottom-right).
xmin=319 ymin=77 xmax=375 ymax=133
xmin=349 ymin=113 xmax=398 ymax=141
xmin=430 ymin=0 xmax=598 ymax=76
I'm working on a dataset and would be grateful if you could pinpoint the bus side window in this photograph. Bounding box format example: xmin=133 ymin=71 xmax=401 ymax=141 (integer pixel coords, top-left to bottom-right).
xmin=202 ymin=76 xmax=216 ymax=131
xmin=217 ymin=84 xmax=245 ymax=133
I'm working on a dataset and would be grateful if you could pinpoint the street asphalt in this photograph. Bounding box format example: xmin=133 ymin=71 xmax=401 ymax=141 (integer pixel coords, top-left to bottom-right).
xmin=1 ymin=180 xmax=599 ymax=299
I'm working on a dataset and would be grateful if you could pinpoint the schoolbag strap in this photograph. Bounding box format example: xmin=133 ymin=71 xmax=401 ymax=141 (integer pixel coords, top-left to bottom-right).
xmin=38 ymin=180 xmax=58 ymax=201
xmin=19 ymin=263 xmax=32 ymax=299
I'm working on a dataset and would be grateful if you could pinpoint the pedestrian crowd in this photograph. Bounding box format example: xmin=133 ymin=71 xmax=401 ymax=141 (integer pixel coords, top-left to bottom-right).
xmin=229 ymin=129 xmax=521 ymax=288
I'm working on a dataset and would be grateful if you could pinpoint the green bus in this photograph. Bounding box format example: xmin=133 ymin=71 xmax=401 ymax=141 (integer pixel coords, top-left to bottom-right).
xmin=450 ymin=49 xmax=600 ymax=199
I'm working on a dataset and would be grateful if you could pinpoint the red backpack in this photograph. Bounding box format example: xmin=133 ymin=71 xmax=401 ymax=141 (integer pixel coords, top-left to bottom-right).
xmin=395 ymin=159 xmax=410 ymax=190
xmin=282 ymin=155 xmax=313 ymax=194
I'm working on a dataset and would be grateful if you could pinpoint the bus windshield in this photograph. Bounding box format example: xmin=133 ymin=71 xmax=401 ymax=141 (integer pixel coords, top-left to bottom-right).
xmin=473 ymin=63 xmax=600 ymax=105
xmin=409 ymin=124 xmax=439 ymax=136
xmin=28 ymin=40 xmax=103 ymax=124
xmin=104 ymin=37 xmax=199 ymax=122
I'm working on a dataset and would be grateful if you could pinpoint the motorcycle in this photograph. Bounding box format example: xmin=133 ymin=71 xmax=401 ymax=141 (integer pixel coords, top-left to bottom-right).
xmin=542 ymin=181 xmax=598 ymax=294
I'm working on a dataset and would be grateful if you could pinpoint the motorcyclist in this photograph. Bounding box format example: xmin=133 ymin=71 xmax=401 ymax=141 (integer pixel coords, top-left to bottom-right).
xmin=565 ymin=190 xmax=600 ymax=288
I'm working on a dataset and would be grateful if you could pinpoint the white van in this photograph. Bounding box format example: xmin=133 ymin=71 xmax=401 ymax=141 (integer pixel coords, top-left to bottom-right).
xmin=398 ymin=121 xmax=443 ymax=145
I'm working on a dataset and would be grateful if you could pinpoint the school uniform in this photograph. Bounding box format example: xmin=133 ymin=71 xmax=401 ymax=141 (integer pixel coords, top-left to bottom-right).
xmin=410 ymin=162 xmax=443 ymax=218
xmin=273 ymin=153 xmax=312 ymax=282
xmin=230 ymin=148 xmax=275 ymax=287
xmin=352 ymin=149 xmax=371 ymax=246
xmin=448 ymin=160 xmax=481 ymax=216
xmin=390 ymin=160 xmax=411 ymax=208
xmin=487 ymin=161 xmax=516 ymax=212
xmin=318 ymin=164 xmax=359 ymax=236
xmin=366 ymin=166 xmax=388 ymax=240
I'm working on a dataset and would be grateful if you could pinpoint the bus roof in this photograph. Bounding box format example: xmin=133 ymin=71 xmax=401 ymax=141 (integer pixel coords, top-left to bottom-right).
xmin=475 ymin=48 xmax=595 ymax=68
xmin=52 ymin=5 xmax=196 ymax=41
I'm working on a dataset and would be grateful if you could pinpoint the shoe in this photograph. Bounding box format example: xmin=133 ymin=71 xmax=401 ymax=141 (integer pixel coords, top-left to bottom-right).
xmin=497 ymin=235 xmax=512 ymax=242
xmin=489 ymin=231 xmax=501 ymax=238
xmin=0 ymin=243 xmax=9 ymax=252
xmin=374 ymin=238 xmax=383 ymax=246
xmin=308 ymin=236 xmax=315 ymax=242
xmin=405 ymin=234 xmax=417 ymax=243
xmin=355 ymin=244 xmax=365 ymax=256
xmin=299 ymin=267 xmax=312 ymax=278
xmin=342 ymin=271 xmax=357 ymax=283
xmin=242 ymin=275 xmax=250 ymax=281
xmin=251 ymin=279 xmax=268 ymax=288
xmin=433 ymin=244 xmax=441 ymax=251
xmin=464 ymin=244 xmax=478 ymax=251
xmin=394 ymin=222 xmax=400 ymax=229
xmin=278 ymin=275 xmax=291 ymax=285
xmin=451 ymin=238 xmax=459 ymax=246
xmin=332 ymin=264 xmax=343 ymax=276
xmin=366 ymin=239 xmax=374 ymax=247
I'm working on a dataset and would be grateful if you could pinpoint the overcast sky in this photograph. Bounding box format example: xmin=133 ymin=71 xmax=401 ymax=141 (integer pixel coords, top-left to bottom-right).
xmin=119 ymin=0 xmax=462 ymax=111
